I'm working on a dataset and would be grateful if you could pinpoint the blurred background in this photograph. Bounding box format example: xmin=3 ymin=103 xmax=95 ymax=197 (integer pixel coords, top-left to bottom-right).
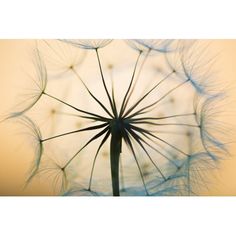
xmin=0 ymin=40 xmax=236 ymax=195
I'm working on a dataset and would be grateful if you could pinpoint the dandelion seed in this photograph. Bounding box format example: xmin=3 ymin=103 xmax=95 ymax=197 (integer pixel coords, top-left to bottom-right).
xmin=165 ymin=40 xmax=219 ymax=95
xmin=33 ymin=154 xmax=69 ymax=194
xmin=6 ymin=48 xmax=47 ymax=120
xmin=17 ymin=116 xmax=43 ymax=185
xmin=126 ymin=39 xmax=174 ymax=54
xmin=37 ymin=40 xmax=86 ymax=78
xmin=133 ymin=39 xmax=174 ymax=53
xmin=195 ymin=94 xmax=229 ymax=161
xmin=61 ymin=39 xmax=113 ymax=50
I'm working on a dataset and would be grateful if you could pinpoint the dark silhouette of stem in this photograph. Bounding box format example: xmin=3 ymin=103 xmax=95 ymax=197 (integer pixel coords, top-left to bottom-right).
xmin=110 ymin=123 xmax=122 ymax=196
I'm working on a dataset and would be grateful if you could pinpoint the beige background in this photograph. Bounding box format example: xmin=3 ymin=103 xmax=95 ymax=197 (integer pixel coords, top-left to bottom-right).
xmin=0 ymin=40 xmax=236 ymax=195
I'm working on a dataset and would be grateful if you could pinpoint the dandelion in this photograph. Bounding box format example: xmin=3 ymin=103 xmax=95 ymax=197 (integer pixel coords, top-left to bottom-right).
xmin=8 ymin=39 xmax=230 ymax=196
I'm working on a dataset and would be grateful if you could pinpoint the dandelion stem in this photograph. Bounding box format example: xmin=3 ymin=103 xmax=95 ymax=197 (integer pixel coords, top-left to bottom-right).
xmin=110 ymin=123 xmax=122 ymax=196
xmin=120 ymin=157 xmax=125 ymax=191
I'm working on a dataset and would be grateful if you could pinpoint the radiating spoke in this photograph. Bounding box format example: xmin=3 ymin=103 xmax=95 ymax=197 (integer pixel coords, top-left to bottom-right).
xmin=72 ymin=68 xmax=114 ymax=118
xmin=63 ymin=126 xmax=110 ymax=169
xmin=119 ymin=51 xmax=142 ymax=117
xmin=95 ymin=49 xmax=115 ymax=115
xmin=122 ymin=49 xmax=151 ymax=113
xmin=122 ymin=130 xmax=149 ymax=195
xmin=130 ymin=124 xmax=189 ymax=157
xmin=126 ymin=127 xmax=166 ymax=180
xmin=53 ymin=111 xmax=110 ymax=122
xmin=127 ymin=79 xmax=189 ymax=119
xmin=128 ymin=128 xmax=180 ymax=168
xmin=128 ymin=113 xmax=195 ymax=122
xmin=42 ymin=122 xmax=109 ymax=142
xmin=43 ymin=92 xmax=110 ymax=121
xmin=108 ymin=65 xmax=118 ymax=117
xmin=123 ymin=72 xmax=174 ymax=118
xmin=88 ymin=130 xmax=111 ymax=190
xmin=130 ymin=121 xmax=199 ymax=128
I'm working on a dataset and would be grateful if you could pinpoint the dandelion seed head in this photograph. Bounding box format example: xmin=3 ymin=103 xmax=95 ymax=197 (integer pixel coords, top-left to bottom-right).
xmin=9 ymin=39 xmax=230 ymax=196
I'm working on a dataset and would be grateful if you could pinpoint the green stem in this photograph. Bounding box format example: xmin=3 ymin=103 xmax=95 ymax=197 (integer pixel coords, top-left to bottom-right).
xmin=110 ymin=123 xmax=122 ymax=196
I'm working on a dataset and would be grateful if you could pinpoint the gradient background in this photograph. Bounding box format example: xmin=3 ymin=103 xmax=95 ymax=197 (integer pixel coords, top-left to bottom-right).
xmin=0 ymin=40 xmax=236 ymax=196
